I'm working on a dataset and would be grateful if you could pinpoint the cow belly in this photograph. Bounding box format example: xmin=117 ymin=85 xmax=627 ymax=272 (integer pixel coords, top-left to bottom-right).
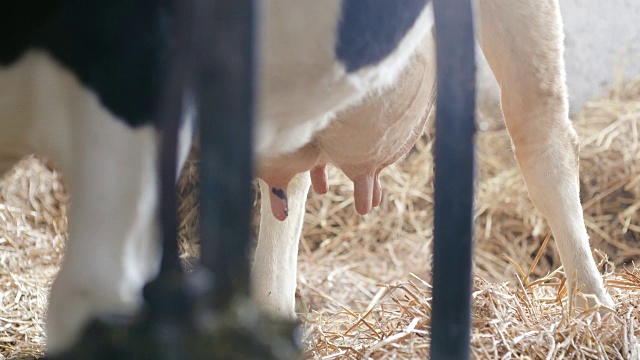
xmin=316 ymin=31 xmax=437 ymax=214
xmin=257 ymin=29 xmax=437 ymax=219
xmin=255 ymin=0 xmax=434 ymax=157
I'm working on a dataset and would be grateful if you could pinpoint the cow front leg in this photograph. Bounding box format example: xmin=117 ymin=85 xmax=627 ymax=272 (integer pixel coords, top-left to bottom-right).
xmin=477 ymin=0 xmax=613 ymax=307
xmin=252 ymin=172 xmax=310 ymax=320
xmin=45 ymin=122 xmax=162 ymax=354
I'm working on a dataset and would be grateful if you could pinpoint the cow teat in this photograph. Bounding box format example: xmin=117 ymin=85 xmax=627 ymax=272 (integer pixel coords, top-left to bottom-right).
xmin=352 ymin=173 xmax=383 ymax=215
xmin=257 ymin=142 xmax=320 ymax=221
xmin=310 ymin=164 xmax=329 ymax=195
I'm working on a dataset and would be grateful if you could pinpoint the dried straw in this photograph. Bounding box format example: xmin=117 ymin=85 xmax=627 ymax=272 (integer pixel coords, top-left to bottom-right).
xmin=1 ymin=78 xmax=640 ymax=358
xmin=0 ymin=157 xmax=66 ymax=359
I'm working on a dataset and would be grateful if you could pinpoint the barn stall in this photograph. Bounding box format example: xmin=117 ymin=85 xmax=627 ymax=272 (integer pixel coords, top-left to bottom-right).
xmin=0 ymin=76 xmax=639 ymax=358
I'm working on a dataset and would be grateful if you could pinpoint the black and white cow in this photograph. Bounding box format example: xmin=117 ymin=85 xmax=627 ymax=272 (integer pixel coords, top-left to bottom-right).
xmin=1 ymin=0 xmax=611 ymax=355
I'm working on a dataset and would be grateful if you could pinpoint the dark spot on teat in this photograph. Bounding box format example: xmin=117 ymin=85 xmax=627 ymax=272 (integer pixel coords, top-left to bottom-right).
xmin=272 ymin=188 xmax=288 ymax=218
xmin=272 ymin=187 xmax=287 ymax=201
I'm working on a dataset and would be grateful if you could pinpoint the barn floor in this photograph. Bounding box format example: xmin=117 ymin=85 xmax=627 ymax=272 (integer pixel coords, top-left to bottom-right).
xmin=1 ymin=79 xmax=640 ymax=358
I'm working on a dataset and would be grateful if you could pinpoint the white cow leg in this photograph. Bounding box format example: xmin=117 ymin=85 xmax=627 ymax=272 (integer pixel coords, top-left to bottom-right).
xmin=252 ymin=172 xmax=310 ymax=320
xmin=46 ymin=122 xmax=161 ymax=354
xmin=477 ymin=0 xmax=612 ymax=307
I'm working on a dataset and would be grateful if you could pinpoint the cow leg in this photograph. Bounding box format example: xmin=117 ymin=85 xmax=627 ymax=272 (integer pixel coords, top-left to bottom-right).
xmin=45 ymin=119 xmax=162 ymax=353
xmin=477 ymin=0 xmax=613 ymax=307
xmin=252 ymin=171 xmax=310 ymax=319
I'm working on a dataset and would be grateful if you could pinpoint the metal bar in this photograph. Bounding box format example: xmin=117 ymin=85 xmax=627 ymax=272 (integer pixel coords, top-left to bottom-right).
xmin=198 ymin=0 xmax=257 ymax=309
xmin=157 ymin=0 xmax=198 ymax=275
xmin=429 ymin=0 xmax=476 ymax=359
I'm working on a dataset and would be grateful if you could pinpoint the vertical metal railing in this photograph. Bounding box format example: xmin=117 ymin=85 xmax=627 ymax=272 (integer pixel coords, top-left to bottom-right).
xmin=430 ymin=0 xmax=477 ymax=359
xmin=197 ymin=0 xmax=256 ymax=309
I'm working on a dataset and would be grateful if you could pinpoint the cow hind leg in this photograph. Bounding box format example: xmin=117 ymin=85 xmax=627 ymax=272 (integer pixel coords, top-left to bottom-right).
xmin=477 ymin=0 xmax=613 ymax=307
xmin=252 ymin=172 xmax=310 ymax=320
xmin=45 ymin=118 xmax=162 ymax=354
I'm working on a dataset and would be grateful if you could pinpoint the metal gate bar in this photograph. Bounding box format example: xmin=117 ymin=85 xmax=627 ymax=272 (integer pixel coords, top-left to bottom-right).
xmin=157 ymin=0 xmax=199 ymax=275
xmin=198 ymin=0 xmax=257 ymax=308
xmin=430 ymin=0 xmax=477 ymax=359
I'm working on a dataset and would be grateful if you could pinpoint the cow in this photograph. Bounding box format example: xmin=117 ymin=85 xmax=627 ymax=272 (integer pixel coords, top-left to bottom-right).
xmin=251 ymin=0 xmax=614 ymax=320
xmin=0 ymin=0 xmax=612 ymax=355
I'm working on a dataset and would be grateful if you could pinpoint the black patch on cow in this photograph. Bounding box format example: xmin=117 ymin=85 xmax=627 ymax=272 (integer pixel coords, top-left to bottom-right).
xmin=2 ymin=1 xmax=175 ymax=127
xmin=0 ymin=1 xmax=67 ymax=64
xmin=336 ymin=0 xmax=430 ymax=73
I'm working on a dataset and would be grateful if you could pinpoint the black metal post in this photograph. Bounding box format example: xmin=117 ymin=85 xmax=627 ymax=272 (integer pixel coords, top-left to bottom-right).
xmin=429 ymin=0 xmax=477 ymax=359
xmin=157 ymin=0 xmax=197 ymax=275
xmin=197 ymin=0 xmax=257 ymax=309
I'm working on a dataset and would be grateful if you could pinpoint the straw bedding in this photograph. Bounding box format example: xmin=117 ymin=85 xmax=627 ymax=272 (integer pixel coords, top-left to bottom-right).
xmin=1 ymin=79 xmax=640 ymax=359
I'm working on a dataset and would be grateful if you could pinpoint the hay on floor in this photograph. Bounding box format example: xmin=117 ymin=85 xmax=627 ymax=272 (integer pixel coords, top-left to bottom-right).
xmin=0 ymin=157 xmax=66 ymax=358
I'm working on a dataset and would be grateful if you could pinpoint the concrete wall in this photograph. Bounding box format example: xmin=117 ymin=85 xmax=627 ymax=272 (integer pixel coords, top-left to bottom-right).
xmin=478 ymin=0 xmax=640 ymax=111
